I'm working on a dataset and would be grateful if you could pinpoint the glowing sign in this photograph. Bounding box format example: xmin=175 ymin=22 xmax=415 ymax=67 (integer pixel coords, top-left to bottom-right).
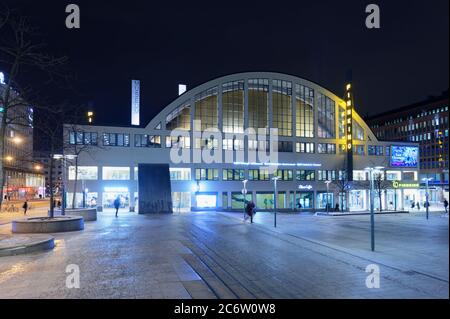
xmin=298 ymin=185 xmax=313 ymax=190
xmin=233 ymin=162 xmax=322 ymax=167
xmin=0 ymin=72 xmax=4 ymax=84
xmin=392 ymin=181 xmax=419 ymax=189
xmin=390 ymin=146 xmax=418 ymax=167
xmin=131 ymin=80 xmax=140 ymax=126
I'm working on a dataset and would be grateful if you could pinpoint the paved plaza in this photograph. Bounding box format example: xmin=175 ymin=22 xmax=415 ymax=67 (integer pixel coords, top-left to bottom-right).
xmin=0 ymin=209 xmax=448 ymax=299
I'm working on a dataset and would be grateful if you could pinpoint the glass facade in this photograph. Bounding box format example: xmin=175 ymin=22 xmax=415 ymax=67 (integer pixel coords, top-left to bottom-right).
xmin=194 ymin=87 xmax=218 ymax=131
xmin=248 ymin=79 xmax=269 ymax=130
xmin=272 ymin=80 xmax=292 ymax=136
xmin=166 ymin=102 xmax=191 ymax=131
xmin=317 ymin=93 xmax=335 ymax=138
xmin=295 ymin=84 xmax=314 ymax=137
xmin=222 ymin=81 xmax=244 ymax=133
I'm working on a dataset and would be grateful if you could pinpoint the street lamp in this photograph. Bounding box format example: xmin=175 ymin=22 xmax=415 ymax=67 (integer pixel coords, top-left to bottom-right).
xmin=242 ymin=179 xmax=248 ymax=220
xmin=324 ymin=180 xmax=331 ymax=213
xmin=4 ymin=155 xmax=14 ymax=162
xmin=11 ymin=136 xmax=23 ymax=144
xmin=422 ymin=177 xmax=433 ymax=220
xmin=272 ymin=176 xmax=280 ymax=228
xmin=365 ymin=166 xmax=384 ymax=251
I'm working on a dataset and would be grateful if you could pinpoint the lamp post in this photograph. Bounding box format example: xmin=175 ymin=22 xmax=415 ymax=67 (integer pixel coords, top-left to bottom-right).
xmin=272 ymin=176 xmax=280 ymax=228
xmin=242 ymin=179 xmax=248 ymax=220
xmin=422 ymin=177 xmax=433 ymax=220
xmin=324 ymin=180 xmax=331 ymax=213
xmin=365 ymin=166 xmax=384 ymax=251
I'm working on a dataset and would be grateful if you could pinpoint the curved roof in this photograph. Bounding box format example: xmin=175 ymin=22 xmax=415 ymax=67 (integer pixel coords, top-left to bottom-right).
xmin=145 ymin=71 xmax=378 ymax=142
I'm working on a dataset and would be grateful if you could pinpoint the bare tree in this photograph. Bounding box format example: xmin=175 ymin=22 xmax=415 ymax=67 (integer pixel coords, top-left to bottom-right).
xmin=373 ymin=170 xmax=390 ymax=211
xmin=0 ymin=8 xmax=67 ymax=208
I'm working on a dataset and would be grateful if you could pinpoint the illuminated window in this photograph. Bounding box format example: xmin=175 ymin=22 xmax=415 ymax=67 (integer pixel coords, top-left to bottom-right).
xmin=102 ymin=167 xmax=130 ymax=180
xmin=68 ymin=166 xmax=98 ymax=180
xmin=194 ymin=87 xmax=218 ymax=131
xmin=296 ymin=170 xmax=315 ymax=181
xmin=165 ymin=135 xmax=190 ymax=149
xmin=103 ymin=133 xmax=130 ymax=147
xmin=134 ymin=134 xmax=161 ymax=148
xmin=317 ymin=143 xmax=336 ymax=154
xmin=295 ymin=84 xmax=314 ymax=137
xmin=272 ymin=80 xmax=292 ymax=137
xmin=248 ymin=168 xmax=269 ymax=181
xmin=248 ymin=79 xmax=269 ymax=130
xmin=295 ymin=142 xmax=315 ymax=153
xmin=195 ymin=168 xmax=219 ymax=181
xmin=69 ymin=131 xmax=97 ymax=145
xmin=169 ymin=168 xmax=191 ymax=180
xmin=222 ymin=81 xmax=244 ymax=133
xmin=222 ymin=169 xmax=245 ymax=181
xmin=353 ymin=121 xmax=364 ymax=141
xmin=166 ymin=102 xmax=190 ymax=131
xmin=317 ymin=93 xmax=335 ymax=138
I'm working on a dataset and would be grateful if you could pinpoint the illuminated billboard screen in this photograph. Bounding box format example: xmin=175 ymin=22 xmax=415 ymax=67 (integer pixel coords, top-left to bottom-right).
xmin=390 ymin=146 xmax=418 ymax=167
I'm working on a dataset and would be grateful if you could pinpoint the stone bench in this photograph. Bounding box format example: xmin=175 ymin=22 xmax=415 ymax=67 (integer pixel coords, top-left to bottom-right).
xmin=49 ymin=208 xmax=97 ymax=221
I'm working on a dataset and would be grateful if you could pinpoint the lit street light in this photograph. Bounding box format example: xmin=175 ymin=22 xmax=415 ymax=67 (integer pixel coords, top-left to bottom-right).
xmin=272 ymin=176 xmax=280 ymax=228
xmin=12 ymin=136 xmax=23 ymax=144
xmin=422 ymin=177 xmax=433 ymax=220
xmin=365 ymin=166 xmax=384 ymax=251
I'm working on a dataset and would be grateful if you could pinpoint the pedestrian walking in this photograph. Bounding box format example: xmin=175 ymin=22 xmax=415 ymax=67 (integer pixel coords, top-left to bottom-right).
xmin=444 ymin=199 xmax=448 ymax=214
xmin=245 ymin=201 xmax=256 ymax=223
xmin=22 ymin=201 xmax=28 ymax=215
xmin=335 ymin=203 xmax=340 ymax=212
xmin=114 ymin=196 xmax=121 ymax=217
xmin=416 ymin=202 xmax=420 ymax=210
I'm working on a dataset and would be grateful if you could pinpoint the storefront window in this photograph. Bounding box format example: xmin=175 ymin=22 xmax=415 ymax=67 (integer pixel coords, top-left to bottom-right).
xmin=386 ymin=170 xmax=401 ymax=181
xmin=102 ymin=167 xmax=130 ymax=180
xmin=317 ymin=192 xmax=334 ymax=209
xmin=296 ymin=192 xmax=314 ymax=209
xmin=256 ymin=193 xmax=274 ymax=210
xmin=68 ymin=166 xmax=98 ymax=180
xmin=231 ymin=192 xmax=252 ymax=209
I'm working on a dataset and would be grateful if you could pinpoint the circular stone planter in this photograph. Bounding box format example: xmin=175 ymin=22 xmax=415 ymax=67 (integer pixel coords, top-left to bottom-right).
xmin=49 ymin=208 xmax=97 ymax=221
xmin=12 ymin=216 xmax=84 ymax=234
xmin=0 ymin=235 xmax=55 ymax=256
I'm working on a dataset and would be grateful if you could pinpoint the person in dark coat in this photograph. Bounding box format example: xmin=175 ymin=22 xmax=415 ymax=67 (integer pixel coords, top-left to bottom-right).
xmin=114 ymin=196 xmax=121 ymax=217
xmin=245 ymin=201 xmax=256 ymax=223
xmin=22 ymin=201 xmax=28 ymax=215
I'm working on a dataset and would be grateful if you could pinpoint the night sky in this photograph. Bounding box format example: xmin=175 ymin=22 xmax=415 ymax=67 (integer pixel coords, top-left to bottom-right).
xmin=2 ymin=0 xmax=449 ymax=127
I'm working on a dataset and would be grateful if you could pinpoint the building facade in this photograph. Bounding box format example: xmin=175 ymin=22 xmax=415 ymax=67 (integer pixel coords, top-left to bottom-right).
xmin=0 ymin=74 xmax=45 ymax=200
xmin=63 ymin=72 xmax=420 ymax=212
xmin=366 ymin=91 xmax=449 ymax=204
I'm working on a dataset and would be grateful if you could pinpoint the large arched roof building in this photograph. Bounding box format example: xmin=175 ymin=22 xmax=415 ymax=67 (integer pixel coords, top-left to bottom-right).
xmin=64 ymin=72 xmax=420 ymax=213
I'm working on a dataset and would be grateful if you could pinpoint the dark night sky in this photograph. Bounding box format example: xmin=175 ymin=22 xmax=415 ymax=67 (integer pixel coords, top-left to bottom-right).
xmin=2 ymin=0 xmax=449 ymax=127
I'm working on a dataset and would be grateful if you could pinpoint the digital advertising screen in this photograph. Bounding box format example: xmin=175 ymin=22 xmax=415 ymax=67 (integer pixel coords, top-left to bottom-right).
xmin=390 ymin=145 xmax=419 ymax=167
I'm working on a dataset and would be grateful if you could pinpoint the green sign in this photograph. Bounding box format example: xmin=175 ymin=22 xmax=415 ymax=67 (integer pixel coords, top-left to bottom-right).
xmin=392 ymin=180 xmax=419 ymax=189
